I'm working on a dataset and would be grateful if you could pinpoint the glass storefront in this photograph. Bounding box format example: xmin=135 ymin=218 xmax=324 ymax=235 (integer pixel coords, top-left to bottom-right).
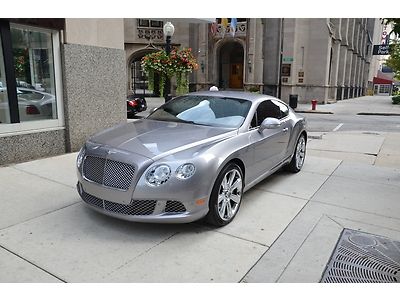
xmin=11 ymin=25 xmax=57 ymax=122
xmin=0 ymin=37 xmax=10 ymax=124
xmin=0 ymin=21 xmax=62 ymax=133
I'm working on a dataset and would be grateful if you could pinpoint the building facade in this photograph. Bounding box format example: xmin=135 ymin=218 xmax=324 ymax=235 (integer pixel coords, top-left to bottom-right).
xmin=124 ymin=18 xmax=381 ymax=104
xmin=0 ymin=18 xmax=126 ymax=165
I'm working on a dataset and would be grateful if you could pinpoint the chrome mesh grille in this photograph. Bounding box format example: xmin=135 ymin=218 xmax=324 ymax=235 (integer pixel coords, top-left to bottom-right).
xmin=83 ymin=156 xmax=105 ymax=185
xmin=81 ymin=190 xmax=103 ymax=208
xmin=83 ymin=156 xmax=135 ymax=190
xmin=80 ymin=189 xmax=156 ymax=216
xmin=104 ymin=200 xmax=156 ymax=216
xmin=103 ymin=160 xmax=135 ymax=190
xmin=165 ymin=201 xmax=186 ymax=213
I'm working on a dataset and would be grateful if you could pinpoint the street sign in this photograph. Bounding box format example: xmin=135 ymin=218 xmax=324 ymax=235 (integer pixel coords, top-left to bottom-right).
xmin=283 ymin=57 xmax=293 ymax=62
xmin=372 ymin=44 xmax=389 ymax=55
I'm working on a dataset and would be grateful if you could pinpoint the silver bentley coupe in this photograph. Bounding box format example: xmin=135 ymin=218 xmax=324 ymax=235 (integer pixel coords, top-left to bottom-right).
xmin=76 ymin=91 xmax=307 ymax=226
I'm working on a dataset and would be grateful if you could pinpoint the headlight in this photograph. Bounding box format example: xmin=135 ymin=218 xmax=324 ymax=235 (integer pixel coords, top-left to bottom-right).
xmin=77 ymin=147 xmax=86 ymax=168
xmin=176 ymin=163 xmax=196 ymax=180
xmin=146 ymin=164 xmax=171 ymax=186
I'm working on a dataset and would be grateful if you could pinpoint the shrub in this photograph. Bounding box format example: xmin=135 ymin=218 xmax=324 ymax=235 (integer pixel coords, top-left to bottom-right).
xmin=393 ymin=95 xmax=400 ymax=105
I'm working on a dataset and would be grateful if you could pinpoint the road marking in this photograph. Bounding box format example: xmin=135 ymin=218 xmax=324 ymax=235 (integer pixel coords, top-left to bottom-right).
xmin=333 ymin=123 xmax=344 ymax=132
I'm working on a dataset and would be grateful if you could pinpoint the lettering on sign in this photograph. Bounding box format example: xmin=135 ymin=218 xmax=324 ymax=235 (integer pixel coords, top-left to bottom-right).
xmin=372 ymin=44 xmax=389 ymax=55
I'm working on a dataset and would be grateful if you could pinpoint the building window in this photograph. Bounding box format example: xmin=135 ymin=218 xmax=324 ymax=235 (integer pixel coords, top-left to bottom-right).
xmin=378 ymin=84 xmax=390 ymax=94
xmin=137 ymin=19 xmax=163 ymax=28
xmin=0 ymin=36 xmax=10 ymax=123
xmin=0 ymin=22 xmax=63 ymax=134
xmin=11 ymin=25 xmax=57 ymax=122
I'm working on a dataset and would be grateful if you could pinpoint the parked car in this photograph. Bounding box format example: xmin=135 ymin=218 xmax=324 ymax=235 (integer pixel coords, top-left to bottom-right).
xmin=127 ymin=95 xmax=147 ymax=118
xmin=76 ymin=91 xmax=307 ymax=226
xmin=0 ymin=87 xmax=55 ymax=123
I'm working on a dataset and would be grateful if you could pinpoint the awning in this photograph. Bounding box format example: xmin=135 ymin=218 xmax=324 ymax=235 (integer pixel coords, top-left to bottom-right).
xmin=373 ymin=77 xmax=393 ymax=84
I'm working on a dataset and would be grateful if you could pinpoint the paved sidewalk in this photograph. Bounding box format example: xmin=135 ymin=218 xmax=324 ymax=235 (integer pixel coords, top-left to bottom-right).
xmin=296 ymin=95 xmax=400 ymax=115
xmin=0 ymin=130 xmax=399 ymax=282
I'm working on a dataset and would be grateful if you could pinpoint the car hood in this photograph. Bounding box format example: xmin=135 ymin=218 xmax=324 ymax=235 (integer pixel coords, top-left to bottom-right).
xmin=89 ymin=119 xmax=237 ymax=160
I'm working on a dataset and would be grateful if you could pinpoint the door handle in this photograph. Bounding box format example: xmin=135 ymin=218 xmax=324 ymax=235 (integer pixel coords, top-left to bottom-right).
xmin=282 ymin=128 xmax=289 ymax=133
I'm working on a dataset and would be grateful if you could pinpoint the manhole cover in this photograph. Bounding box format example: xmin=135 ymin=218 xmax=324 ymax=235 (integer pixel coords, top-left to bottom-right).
xmin=321 ymin=229 xmax=400 ymax=283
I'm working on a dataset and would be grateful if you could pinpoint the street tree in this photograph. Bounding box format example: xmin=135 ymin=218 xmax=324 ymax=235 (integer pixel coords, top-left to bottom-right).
xmin=384 ymin=19 xmax=400 ymax=80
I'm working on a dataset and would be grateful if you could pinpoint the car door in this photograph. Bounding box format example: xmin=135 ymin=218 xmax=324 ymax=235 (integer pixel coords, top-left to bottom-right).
xmin=272 ymin=99 xmax=292 ymax=160
xmin=248 ymin=100 xmax=291 ymax=179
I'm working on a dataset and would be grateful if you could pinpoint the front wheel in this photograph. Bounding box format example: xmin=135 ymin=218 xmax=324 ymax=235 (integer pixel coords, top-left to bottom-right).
xmin=205 ymin=163 xmax=244 ymax=227
xmin=285 ymin=134 xmax=306 ymax=173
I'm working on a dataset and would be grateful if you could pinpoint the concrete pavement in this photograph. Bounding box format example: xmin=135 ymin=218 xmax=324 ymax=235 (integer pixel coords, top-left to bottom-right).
xmin=1 ymin=95 xmax=400 ymax=282
xmin=296 ymin=95 xmax=400 ymax=115
xmin=1 ymin=128 xmax=399 ymax=282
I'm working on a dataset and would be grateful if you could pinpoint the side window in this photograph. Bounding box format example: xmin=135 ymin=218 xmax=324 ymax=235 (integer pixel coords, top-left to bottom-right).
xmin=272 ymin=100 xmax=289 ymax=118
xmin=256 ymin=100 xmax=281 ymax=125
xmin=250 ymin=113 xmax=257 ymax=128
xmin=249 ymin=100 xmax=289 ymax=130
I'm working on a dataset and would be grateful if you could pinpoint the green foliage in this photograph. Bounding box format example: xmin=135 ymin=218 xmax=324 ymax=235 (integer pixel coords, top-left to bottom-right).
xmin=247 ymin=86 xmax=260 ymax=93
xmin=386 ymin=41 xmax=400 ymax=80
xmin=392 ymin=95 xmax=400 ymax=105
xmin=384 ymin=18 xmax=400 ymax=37
xmin=141 ymin=48 xmax=198 ymax=96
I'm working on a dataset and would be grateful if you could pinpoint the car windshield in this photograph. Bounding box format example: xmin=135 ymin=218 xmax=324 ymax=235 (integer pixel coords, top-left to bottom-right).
xmin=147 ymin=95 xmax=252 ymax=128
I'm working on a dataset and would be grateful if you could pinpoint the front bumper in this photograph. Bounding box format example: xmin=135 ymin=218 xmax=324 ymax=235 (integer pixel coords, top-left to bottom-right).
xmin=77 ymin=182 xmax=208 ymax=223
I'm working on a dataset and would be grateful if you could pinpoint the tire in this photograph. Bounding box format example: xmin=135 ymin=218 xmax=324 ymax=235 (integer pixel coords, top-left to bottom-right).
xmin=205 ymin=163 xmax=244 ymax=227
xmin=285 ymin=134 xmax=306 ymax=173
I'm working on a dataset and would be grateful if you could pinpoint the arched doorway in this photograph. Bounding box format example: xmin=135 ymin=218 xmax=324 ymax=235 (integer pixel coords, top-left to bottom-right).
xmin=218 ymin=42 xmax=244 ymax=90
xmin=129 ymin=49 xmax=160 ymax=97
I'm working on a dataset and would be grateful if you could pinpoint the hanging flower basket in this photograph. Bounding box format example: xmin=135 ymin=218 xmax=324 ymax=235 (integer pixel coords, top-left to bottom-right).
xmin=141 ymin=47 xmax=198 ymax=96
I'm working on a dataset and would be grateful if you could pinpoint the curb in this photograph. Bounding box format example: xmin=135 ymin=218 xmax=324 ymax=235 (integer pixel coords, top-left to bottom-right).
xmin=357 ymin=112 xmax=400 ymax=116
xmin=295 ymin=110 xmax=334 ymax=114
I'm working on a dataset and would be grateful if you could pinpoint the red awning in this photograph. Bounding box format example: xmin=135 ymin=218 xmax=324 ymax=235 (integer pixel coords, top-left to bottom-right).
xmin=373 ymin=77 xmax=393 ymax=84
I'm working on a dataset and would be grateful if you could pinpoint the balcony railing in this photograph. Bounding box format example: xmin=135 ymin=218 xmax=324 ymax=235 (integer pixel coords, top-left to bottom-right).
xmin=214 ymin=21 xmax=247 ymax=38
xmin=137 ymin=28 xmax=164 ymax=42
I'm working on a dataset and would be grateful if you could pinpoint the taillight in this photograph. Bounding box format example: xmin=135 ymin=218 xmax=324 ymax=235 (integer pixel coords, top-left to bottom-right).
xmin=128 ymin=100 xmax=137 ymax=107
xmin=26 ymin=105 xmax=40 ymax=114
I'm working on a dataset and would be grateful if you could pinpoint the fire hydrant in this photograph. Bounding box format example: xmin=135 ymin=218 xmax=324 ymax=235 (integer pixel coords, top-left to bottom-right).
xmin=311 ymin=99 xmax=318 ymax=110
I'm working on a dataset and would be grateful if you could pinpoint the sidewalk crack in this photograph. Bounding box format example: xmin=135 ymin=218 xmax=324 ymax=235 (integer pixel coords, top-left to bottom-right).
xmin=0 ymin=245 xmax=67 ymax=283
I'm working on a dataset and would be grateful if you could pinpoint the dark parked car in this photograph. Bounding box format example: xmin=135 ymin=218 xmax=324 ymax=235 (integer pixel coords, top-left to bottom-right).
xmin=127 ymin=96 xmax=147 ymax=118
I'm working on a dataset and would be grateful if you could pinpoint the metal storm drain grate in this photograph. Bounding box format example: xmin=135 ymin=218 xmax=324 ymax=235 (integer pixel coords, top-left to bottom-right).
xmin=321 ymin=228 xmax=400 ymax=283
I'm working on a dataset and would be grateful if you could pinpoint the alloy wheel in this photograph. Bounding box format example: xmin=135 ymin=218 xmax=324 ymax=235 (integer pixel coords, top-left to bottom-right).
xmin=217 ymin=169 xmax=243 ymax=221
xmin=296 ymin=135 xmax=306 ymax=169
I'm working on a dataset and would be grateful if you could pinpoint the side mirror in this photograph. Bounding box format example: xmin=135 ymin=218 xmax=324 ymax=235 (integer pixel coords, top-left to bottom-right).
xmin=258 ymin=117 xmax=281 ymax=133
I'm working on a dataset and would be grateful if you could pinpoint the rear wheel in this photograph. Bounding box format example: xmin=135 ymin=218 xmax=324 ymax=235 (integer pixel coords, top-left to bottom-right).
xmin=285 ymin=134 xmax=306 ymax=173
xmin=205 ymin=163 xmax=244 ymax=227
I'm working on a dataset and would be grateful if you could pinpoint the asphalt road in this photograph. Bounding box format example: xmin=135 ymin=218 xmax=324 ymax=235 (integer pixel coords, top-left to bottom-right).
xmin=299 ymin=113 xmax=400 ymax=133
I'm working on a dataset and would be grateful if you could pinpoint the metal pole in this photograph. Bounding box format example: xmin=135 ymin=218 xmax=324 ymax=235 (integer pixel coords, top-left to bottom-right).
xmin=164 ymin=35 xmax=172 ymax=102
xmin=278 ymin=18 xmax=284 ymax=99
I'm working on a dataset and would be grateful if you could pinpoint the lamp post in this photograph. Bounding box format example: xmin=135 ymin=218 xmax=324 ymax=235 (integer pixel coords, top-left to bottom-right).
xmin=163 ymin=21 xmax=175 ymax=102
xmin=278 ymin=18 xmax=284 ymax=99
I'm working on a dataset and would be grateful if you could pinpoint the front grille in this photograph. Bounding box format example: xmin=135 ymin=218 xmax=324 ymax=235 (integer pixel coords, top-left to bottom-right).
xmin=83 ymin=156 xmax=105 ymax=184
xmin=80 ymin=189 xmax=156 ymax=216
xmin=83 ymin=156 xmax=135 ymax=190
xmin=104 ymin=199 xmax=156 ymax=216
xmin=321 ymin=229 xmax=400 ymax=283
xmin=81 ymin=190 xmax=103 ymax=209
xmin=165 ymin=201 xmax=186 ymax=213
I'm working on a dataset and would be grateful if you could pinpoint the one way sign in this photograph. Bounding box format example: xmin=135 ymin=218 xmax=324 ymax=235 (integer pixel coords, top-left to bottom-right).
xmin=373 ymin=44 xmax=389 ymax=55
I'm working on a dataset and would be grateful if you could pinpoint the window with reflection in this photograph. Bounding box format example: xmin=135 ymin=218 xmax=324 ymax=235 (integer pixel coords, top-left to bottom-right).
xmin=10 ymin=25 xmax=57 ymax=122
xmin=0 ymin=36 xmax=10 ymax=124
